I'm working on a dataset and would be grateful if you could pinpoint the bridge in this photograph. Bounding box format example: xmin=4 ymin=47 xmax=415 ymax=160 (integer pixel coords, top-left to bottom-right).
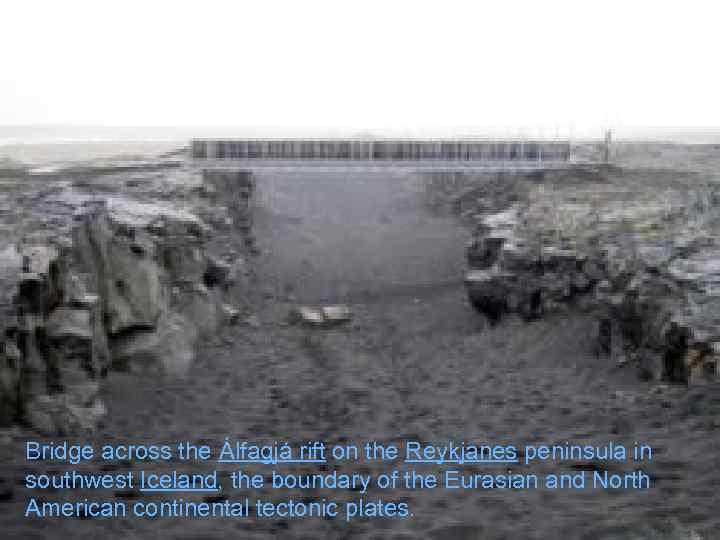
xmin=189 ymin=138 xmax=588 ymax=171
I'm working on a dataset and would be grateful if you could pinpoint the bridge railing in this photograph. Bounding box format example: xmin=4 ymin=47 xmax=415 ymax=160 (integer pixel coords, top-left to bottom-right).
xmin=190 ymin=139 xmax=572 ymax=162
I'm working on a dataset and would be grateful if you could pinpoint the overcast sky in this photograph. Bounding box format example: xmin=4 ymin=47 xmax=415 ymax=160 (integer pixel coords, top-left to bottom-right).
xmin=1 ymin=0 xmax=718 ymax=136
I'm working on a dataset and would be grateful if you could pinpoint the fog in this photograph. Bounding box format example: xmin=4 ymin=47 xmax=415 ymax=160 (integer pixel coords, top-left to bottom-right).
xmin=1 ymin=0 xmax=718 ymax=135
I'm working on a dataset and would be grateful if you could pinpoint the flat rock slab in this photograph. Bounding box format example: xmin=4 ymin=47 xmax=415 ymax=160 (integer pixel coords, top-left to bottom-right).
xmin=290 ymin=305 xmax=353 ymax=327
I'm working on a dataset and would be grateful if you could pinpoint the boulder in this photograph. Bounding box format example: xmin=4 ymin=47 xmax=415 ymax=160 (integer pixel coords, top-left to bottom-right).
xmin=171 ymin=284 xmax=221 ymax=337
xmin=203 ymin=256 xmax=234 ymax=288
xmin=72 ymin=206 xmax=164 ymax=336
xmin=20 ymin=245 xmax=58 ymax=276
xmin=292 ymin=307 xmax=325 ymax=325
xmin=466 ymin=234 xmax=505 ymax=269
xmin=16 ymin=245 xmax=62 ymax=315
xmin=25 ymin=393 xmax=105 ymax=436
xmin=73 ymin=199 xmax=209 ymax=336
xmin=110 ymin=313 xmax=198 ymax=376
xmin=47 ymin=290 xmax=109 ymax=377
xmin=44 ymin=307 xmax=104 ymax=385
xmin=321 ymin=305 xmax=353 ymax=323
xmin=160 ymin=240 xmax=206 ymax=285
xmin=72 ymin=200 xmax=233 ymax=376
xmin=104 ymin=252 xmax=164 ymax=335
xmin=465 ymin=269 xmax=513 ymax=322
xmin=290 ymin=305 xmax=353 ymax=327
xmin=46 ymin=308 xmax=92 ymax=340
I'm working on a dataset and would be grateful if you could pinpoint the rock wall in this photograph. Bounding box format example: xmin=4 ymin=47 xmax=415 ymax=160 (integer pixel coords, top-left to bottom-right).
xmin=0 ymin=165 xmax=255 ymax=434
xmin=0 ymin=241 xmax=106 ymax=434
xmin=427 ymin=166 xmax=720 ymax=384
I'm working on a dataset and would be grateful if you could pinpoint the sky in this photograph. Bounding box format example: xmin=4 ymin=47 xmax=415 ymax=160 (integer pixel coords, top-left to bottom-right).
xmin=1 ymin=0 xmax=718 ymax=138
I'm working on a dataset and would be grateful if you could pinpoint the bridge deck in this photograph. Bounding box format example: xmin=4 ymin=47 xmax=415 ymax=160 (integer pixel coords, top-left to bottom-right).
xmin=190 ymin=159 xmax=581 ymax=172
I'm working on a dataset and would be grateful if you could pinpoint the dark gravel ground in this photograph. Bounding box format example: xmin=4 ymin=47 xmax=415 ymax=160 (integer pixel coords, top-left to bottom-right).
xmin=2 ymin=169 xmax=719 ymax=539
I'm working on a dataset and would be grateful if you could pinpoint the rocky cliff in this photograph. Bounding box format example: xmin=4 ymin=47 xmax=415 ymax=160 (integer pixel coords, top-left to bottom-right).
xmin=0 ymin=161 xmax=254 ymax=434
xmin=428 ymin=165 xmax=720 ymax=384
